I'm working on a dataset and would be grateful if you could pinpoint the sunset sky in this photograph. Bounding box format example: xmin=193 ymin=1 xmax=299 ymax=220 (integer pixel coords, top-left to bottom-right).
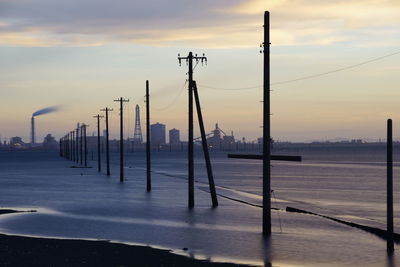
xmin=1 ymin=0 xmax=399 ymax=142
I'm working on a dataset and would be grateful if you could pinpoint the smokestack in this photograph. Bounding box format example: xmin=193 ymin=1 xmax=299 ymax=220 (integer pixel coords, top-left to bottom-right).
xmin=31 ymin=116 xmax=35 ymax=144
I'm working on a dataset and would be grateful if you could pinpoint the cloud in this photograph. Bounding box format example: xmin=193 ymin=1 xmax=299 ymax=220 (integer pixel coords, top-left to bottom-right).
xmin=0 ymin=0 xmax=399 ymax=47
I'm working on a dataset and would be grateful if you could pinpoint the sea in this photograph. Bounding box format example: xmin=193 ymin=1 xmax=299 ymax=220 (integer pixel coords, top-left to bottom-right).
xmin=0 ymin=145 xmax=399 ymax=267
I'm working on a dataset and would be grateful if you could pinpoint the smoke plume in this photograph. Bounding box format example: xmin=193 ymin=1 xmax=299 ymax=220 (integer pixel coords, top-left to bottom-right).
xmin=32 ymin=106 xmax=60 ymax=117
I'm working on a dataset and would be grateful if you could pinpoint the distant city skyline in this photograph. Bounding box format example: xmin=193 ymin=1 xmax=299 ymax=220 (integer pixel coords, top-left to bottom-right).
xmin=1 ymin=1 xmax=400 ymax=142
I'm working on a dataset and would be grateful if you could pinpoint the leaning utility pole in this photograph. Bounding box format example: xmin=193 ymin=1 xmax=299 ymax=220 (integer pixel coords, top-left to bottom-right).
xmin=146 ymin=80 xmax=151 ymax=191
xmin=94 ymin=115 xmax=104 ymax=172
xmin=101 ymin=107 xmax=113 ymax=176
xmin=193 ymin=81 xmax=218 ymax=207
xmin=114 ymin=97 xmax=129 ymax=182
xmin=178 ymin=52 xmax=207 ymax=208
xmin=262 ymin=11 xmax=272 ymax=236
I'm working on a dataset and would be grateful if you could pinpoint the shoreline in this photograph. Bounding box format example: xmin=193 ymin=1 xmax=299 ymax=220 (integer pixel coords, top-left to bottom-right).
xmin=0 ymin=232 xmax=252 ymax=266
xmin=0 ymin=209 xmax=252 ymax=266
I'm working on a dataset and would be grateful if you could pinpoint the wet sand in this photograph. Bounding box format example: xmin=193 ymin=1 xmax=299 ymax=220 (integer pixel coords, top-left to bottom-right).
xmin=0 ymin=209 xmax=249 ymax=267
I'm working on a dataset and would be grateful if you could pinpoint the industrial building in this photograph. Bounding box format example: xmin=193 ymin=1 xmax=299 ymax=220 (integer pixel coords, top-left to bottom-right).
xmin=151 ymin=122 xmax=166 ymax=146
xmin=169 ymin=128 xmax=180 ymax=144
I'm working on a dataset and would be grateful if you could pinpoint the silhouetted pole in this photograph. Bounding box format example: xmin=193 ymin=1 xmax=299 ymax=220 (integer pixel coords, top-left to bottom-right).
xmin=70 ymin=131 xmax=74 ymax=161
xmin=76 ymin=127 xmax=79 ymax=163
xmin=178 ymin=52 xmax=207 ymax=208
xmin=94 ymin=115 xmax=103 ymax=172
xmin=193 ymin=81 xmax=218 ymax=207
xmin=79 ymin=124 xmax=83 ymax=165
xmin=71 ymin=131 xmax=75 ymax=162
xmin=146 ymin=80 xmax=151 ymax=191
xmin=83 ymin=124 xmax=88 ymax=167
xmin=263 ymin=11 xmax=272 ymax=236
xmin=114 ymin=97 xmax=129 ymax=182
xmin=387 ymin=118 xmax=394 ymax=253
xmin=59 ymin=138 xmax=62 ymax=157
xmin=101 ymin=107 xmax=113 ymax=176
xmin=67 ymin=133 xmax=70 ymax=160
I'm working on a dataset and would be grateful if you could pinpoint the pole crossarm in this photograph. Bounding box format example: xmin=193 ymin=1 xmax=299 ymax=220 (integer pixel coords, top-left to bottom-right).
xmin=178 ymin=53 xmax=207 ymax=66
xmin=228 ymin=154 xmax=301 ymax=162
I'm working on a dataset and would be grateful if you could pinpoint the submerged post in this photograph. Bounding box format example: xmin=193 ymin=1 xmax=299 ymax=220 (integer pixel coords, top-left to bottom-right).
xmin=80 ymin=124 xmax=83 ymax=165
xmin=76 ymin=126 xmax=79 ymax=163
xmin=387 ymin=119 xmax=394 ymax=253
xmin=83 ymin=124 xmax=88 ymax=167
xmin=101 ymin=107 xmax=113 ymax=176
xmin=178 ymin=52 xmax=207 ymax=208
xmin=94 ymin=115 xmax=103 ymax=172
xmin=193 ymin=81 xmax=218 ymax=207
xmin=146 ymin=80 xmax=151 ymax=191
xmin=263 ymin=11 xmax=272 ymax=236
xmin=114 ymin=97 xmax=129 ymax=182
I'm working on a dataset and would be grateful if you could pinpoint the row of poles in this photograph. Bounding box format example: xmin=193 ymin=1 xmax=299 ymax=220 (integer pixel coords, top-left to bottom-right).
xmin=58 ymin=12 xmax=396 ymax=251
xmin=59 ymin=56 xmax=219 ymax=208
xmin=60 ymin=123 xmax=88 ymax=167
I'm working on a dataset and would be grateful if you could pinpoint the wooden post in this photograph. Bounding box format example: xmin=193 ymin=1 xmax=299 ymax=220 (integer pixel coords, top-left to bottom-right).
xmin=193 ymin=81 xmax=218 ymax=207
xmin=146 ymin=80 xmax=151 ymax=192
xmin=387 ymin=118 xmax=394 ymax=253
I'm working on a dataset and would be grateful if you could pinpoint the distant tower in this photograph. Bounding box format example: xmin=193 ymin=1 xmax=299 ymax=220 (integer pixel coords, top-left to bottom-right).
xmin=133 ymin=104 xmax=143 ymax=143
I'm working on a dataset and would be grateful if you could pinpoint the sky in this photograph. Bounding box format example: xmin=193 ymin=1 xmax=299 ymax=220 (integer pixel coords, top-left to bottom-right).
xmin=0 ymin=0 xmax=399 ymax=142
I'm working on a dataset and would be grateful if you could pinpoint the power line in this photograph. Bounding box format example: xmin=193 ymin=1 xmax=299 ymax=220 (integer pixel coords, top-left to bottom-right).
xmin=154 ymin=80 xmax=188 ymax=111
xmin=271 ymin=50 xmax=400 ymax=86
xmin=199 ymin=50 xmax=400 ymax=90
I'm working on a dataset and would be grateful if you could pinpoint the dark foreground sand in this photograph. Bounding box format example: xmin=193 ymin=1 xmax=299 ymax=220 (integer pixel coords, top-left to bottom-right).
xmin=0 ymin=210 xmax=250 ymax=267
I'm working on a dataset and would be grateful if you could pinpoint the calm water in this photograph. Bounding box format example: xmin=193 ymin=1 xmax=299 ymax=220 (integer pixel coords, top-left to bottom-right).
xmin=0 ymin=147 xmax=399 ymax=266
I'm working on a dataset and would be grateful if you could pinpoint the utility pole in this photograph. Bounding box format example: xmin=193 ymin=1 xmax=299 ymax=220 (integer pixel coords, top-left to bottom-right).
xmin=94 ymin=115 xmax=104 ymax=172
xmin=146 ymin=80 xmax=151 ymax=192
xmin=262 ymin=11 xmax=272 ymax=236
xmin=76 ymin=125 xmax=79 ymax=164
xmin=79 ymin=123 xmax=83 ymax=165
xmin=101 ymin=107 xmax=113 ymax=176
xmin=387 ymin=119 xmax=394 ymax=253
xmin=82 ymin=123 xmax=88 ymax=167
xmin=59 ymin=138 xmax=62 ymax=157
xmin=114 ymin=97 xmax=129 ymax=182
xmin=71 ymin=131 xmax=75 ymax=162
xmin=193 ymin=81 xmax=218 ymax=207
xmin=178 ymin=52 xmax=207 ymax=208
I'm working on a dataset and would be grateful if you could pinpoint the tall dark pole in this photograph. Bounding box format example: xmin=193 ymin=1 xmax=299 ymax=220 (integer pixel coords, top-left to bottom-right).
xmin=101 ymin=108 xmax=113 ymax=176
xmin=387 ymin=118 xmax=394 ymax=253
xmin=193 ymin=81 xmax=218 ymax=207
xmin=114 ymin=97 xmax=129 ymax=182
xmin=83 ymin=124 xmax=88 ymax=167
xmin=71 ymin=131 xmax=75 ymax=162
xmin=76 ymin=127 xmax=79 ymax=163
xmin=59 ymin=138 xmax=62 ymax=157
xmin=146 ymin=80 xmax=151 ymax=191
xmin=178 ymin=52 xmax=207 ymax=208
xmin=188 ymin=52 xmax=194 ymax=208
xmin=263 ymin=11 xmax=271 ymax=236
xmin=80 ymin=124 xmax=83 ymax=165
xmin=94 ymin=115 xmax=103 ymax=172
